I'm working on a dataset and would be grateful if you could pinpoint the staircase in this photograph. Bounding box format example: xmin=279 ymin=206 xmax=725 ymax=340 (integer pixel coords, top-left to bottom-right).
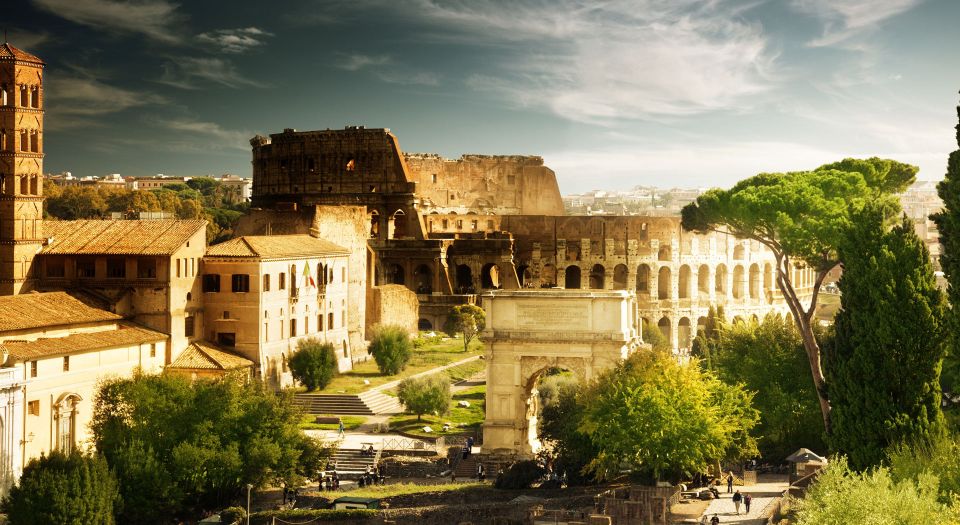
xmin=453 ymin=454 xmax=479 ymax=479
xmin=329 ymin=448 xmax=378 ymax=479
xmin=293 ymin=391 xmax=403 ymax=415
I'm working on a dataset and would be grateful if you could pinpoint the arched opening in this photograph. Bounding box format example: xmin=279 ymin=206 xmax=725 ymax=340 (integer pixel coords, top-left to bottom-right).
xmin=749 ymin=263 xmax=760 ymax=300
xmin=390 ymin=209 xmax=407 ymax=239
xmin=715 ymin=264 xmax=728 ymax=296
xmin=517 ymin=264 xmax=530 ymax=287
xmin=613 ymin=264 xmax=628 ymax=290
xmin=657 ymin=317 xmax=672 ymax=348
xmin=564 ymin=266 xmax=581 ymax=289
xmin=388 ymin=263 xmax=405 ymax=285
xmin=541 ymin=264 xmax=557 ymax=287
xmin=733 ymin=244 xmax=745 ymax=260
xmin=589 ymin=264 xmax=605 ymax=290
xmin=657 ymin=266 xmax=671 ymax=300
xmin=698 ymin=264 xmax=710 ymax=295
xmin=526 ymin=366 xmax=579 ymax=455
xmin=414 ymin=264 xmax=432 ymax=294
xmin=55 ymin=393 xmax=82 ymax=454
xmin=763 ymin=263 xmax=773 ymax=301
xmin=418 ymin=318 xmax=433 ymax=330
xmin=455 ymin=264 xmax=473 ymax=293
xmin=678 ymin=317 xmax=692 ymax=350
xmin=369 ymin=210 xmax=380 ymax=239
xmin=678 ymin=265 xmax=691 ymax=299
xmin=658 ymin=245 xmax=671 ymax=261
xmin=481 ymin=263 xmax=501 ymax=289
xmin=636 ymin=264 xmax=650 ymax=294
xmin=733 ymin=265 xmax=745 ymax=299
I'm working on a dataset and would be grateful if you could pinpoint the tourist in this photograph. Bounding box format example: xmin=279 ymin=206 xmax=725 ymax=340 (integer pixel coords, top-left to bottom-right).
xmin=733 ymin=490 xmax=743 ymax=515
xmin=338 ymin=418 xmax=344 ymax=436
xmin=477 ymin=463 xmax=485 ymax=481
xmin=744 ymin=493 xmax=752 ymax=514
xmin=726 ymin=472 xmax=734 ymax=493
xmin=710 ymin=514 xmax=720 ymax=525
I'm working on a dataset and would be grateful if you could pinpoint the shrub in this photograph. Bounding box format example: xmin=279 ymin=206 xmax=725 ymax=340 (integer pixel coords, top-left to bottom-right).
xmin=250 ymin=509 xmax=377 ymax=524
xmin=444 ymin=305 xmax=485 ymax=352
xmin=220 ymin=506 xmax=246 ymax=525
xmin=289 ymin=339 xmax=339 ymax=391
xmin=495 ymin=460 xmax=545 ymax=489
xmin=397 ymin=375 xmax=450 ymax=421
xmin=369 ymin=324 xmax=413 ymax=375
xmin=2 ymin=451 xmax=119 ymax=525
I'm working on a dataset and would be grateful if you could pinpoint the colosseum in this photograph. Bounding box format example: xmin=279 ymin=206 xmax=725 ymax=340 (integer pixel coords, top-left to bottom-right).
xmin=248 ymin=126 xmax=814 ymax=351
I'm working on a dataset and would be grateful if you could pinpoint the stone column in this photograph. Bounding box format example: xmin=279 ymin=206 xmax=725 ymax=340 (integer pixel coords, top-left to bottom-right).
xmin=670 ymin=316 xmax=680 ymax=352
xmin=650 ymin=265 xmax=659 ymax=301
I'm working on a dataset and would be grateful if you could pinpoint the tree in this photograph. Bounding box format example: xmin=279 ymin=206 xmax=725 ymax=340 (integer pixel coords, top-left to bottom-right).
xmin=397 ymin=375 xmax=450 ymax=421
xmin=91 ymin=372 xmax=332 ymax=523
xmin=711 ymin=314 xmax=826 ymax=461
xmin=579 ymin=350 xmax=758 ymax=482
xmin=538 ymin=379 xmax=599 ymax=485
xmin=368 ymin=324 xmax=413 ymax=375
xmin=826 ymin=207 xmax=947 ymax=469
xmin=682 ymin=158 xmax=917 ymax=433
xmin=288 ymin=339 xmax=338 ymax=391
xmin=640 ymin=319 xmax=671 ymax=353
xmin=2 ymin=451 xmax=119 ymax=525
xmin=932 ymin=95 xmax=960 ymax=403
xmin=444 ymin=304 xmax=486 ymax=352
xmin=690 ymin=306 xmax=726 ymax=370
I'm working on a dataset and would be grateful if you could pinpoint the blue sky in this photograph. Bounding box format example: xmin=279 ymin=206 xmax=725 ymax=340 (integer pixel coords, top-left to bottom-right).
xmin=8 ymin=0 xmax=960 ymax=193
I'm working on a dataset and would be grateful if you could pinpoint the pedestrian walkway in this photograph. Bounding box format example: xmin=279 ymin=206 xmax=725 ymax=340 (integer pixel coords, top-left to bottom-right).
xmin=699 ymin=477 xmax=788 ymax=524
xmin=368 ymin=354 xmax=481 ymax=393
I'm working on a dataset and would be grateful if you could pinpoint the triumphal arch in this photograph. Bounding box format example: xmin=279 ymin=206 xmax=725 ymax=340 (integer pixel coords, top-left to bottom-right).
xmin=481 ymin=290 xmax=644 ymax=455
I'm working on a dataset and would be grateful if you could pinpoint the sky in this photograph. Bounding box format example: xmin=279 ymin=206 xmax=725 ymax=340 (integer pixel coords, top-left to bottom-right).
xmin=7 ymin=0 xmax=960 ymax=193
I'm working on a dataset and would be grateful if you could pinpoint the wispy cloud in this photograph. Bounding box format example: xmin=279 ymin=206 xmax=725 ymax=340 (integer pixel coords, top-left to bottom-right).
xmin=196 ymin=27 xmax=273 ymax=54
xmin=791 ymin=0 xmax=925 ymax=47
xmin=6 ymin=29 xmax=51 ymax=51
xmin=31 ymin=0 xmax=184 ymax=43
xmin=150 ymin=117 xmax=251 ymax=150
xmin=159 ymin=57 xmax=268 ymax=89
xmin=335 ymin=53 xmax=440 ymax=86
xmin=391 ymin=0 xmax=777 ymax=123
xmin=44 ymin=74 xmax=166 ymax=129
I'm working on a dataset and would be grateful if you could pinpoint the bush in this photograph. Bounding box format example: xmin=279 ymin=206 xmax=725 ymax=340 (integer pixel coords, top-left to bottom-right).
xmin=2 ymin=451 xmax=119 ymax=525
xmin=397 ymin=375 xmax=450 ymax=421
xmin=249 ymin=509 xmax=377 ymax=524
xmin=289 ymin=339 xmax=339 ymax=391
xmin=495 ymin=460 xmax=545 ymax=489
xmin=369 ymin=324 xmax=413 ymax=375
xmin=220 ymin=506 xmax=246 ymax=525
xmin=443 ymin=305 xmax=486 ymax=352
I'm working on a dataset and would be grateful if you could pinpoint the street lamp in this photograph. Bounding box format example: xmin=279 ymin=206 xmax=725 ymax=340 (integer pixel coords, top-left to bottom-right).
xmin=246 ymin=483 xmax=253 ymax=525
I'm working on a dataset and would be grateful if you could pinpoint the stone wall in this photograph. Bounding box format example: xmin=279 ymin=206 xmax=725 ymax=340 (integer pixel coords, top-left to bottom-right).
xmin=366 ymin=284 xmax=418 ymax=335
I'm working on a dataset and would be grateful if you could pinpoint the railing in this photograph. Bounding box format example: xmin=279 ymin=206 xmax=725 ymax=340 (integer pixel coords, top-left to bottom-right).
xmin=380 ymin=437 xmax=438 ymax=453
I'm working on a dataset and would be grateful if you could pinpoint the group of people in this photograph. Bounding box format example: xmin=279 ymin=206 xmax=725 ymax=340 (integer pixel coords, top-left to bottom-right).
xmin=319 ymin=470 xmax=340 ymax=491
xmin=358 ymin=465 xmax=385 ymax=487
xmin=698 ymin=472 xmax=754 ymax=524
xmin=360 ymin=444 xmax=376 ymax=456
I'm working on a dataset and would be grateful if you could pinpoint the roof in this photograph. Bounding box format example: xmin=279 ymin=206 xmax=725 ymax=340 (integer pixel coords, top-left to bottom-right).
xmin=205 ymin=235 xmax=349 ymax=259
xmin=42 ymin=220 xmax=206 ymax=256
xmin=167 ymin=341 xmax=254 ymax=371
xmin=786 ymin=448 xmax=827 ymax=463
xmin=0 ymin=292 xmax=121 ymax=332
xmin=3 ymin=324 xmax=166 ymax=361
xmin=0 ymin=43 xmax=44 ymax=64
xmin=333 ymin=496 xmax=380 ymax=505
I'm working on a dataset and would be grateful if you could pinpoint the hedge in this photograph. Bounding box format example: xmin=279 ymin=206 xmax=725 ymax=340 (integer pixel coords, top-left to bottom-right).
xmin=249 ymin=508 xmax=377 ymax=524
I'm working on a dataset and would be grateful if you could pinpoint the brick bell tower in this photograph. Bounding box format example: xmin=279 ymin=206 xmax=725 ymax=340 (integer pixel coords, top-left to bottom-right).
xmin=0 ymin=42 xmax=45 ymax=295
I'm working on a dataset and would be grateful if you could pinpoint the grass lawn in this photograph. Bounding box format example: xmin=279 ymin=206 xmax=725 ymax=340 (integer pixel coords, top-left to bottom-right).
xmin=298 ymin=414 xmax=367 ymax=431
xmin=314 ymin=337 xmax=483 ymax=394
xmin=389 ymin=385 xmax=485 ymax=437
xmin=312 ymin=481 xmax=487 ymax=499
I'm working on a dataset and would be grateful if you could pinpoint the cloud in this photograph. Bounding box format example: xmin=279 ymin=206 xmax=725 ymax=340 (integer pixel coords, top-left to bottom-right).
xmin=159 ymin=57 xmax=268 ymax=89
xmin=151 ymin=117 xmax=251 ymax=150
xmin=31 ymin=0 xmax=183 ymax=43
xmin=335 ymin=53 xmax=440 ymax=86
xmin=6 ymin=29 xmax=51 ymax=51
xmin=336 ymin=53 xmax=391 ymax=71
xmin=196 ymin=27 xmax=273 ymax=54
xmin=790 ymin=0 xmax=925 ymax=46
xmin=392 ymin=0 xmax=777 ymax=123
xmin=44 ymin=75 xmax=166 ymax=126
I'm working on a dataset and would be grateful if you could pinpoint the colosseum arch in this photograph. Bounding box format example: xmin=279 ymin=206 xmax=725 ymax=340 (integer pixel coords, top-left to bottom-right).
xmin=387 ymin=263 xmax=404 ymax=285
xmin=658 ymin=245 xmax=672 ymax=261
xmin=368 ymin=210 xmax=380 ymax=239
xmin=732 ymin=265 xmax=745 ymax=299
xmin=678 ymin=317 xmax=692 ymax=350
xmin=678 ymin=265 xmax=691 ymax=299
xmin=589 ymin=264 xmax=606 ymax=290
xmin=733 ymin=244 xmax=745 ymax=260
xmin=414 ymin=264 xmax=433 ymax=294
xmin=698 ymin=264 xmax=710 ymax=295
xmin=749 ymin=263 xmax=760 ymax=300
xmin=612 ymin=264 xmax=628 ymax=290
xmin=455 ymin=264 xmax=473 ymax=292
xmin=658 ymin=266 xmax=671 ymax=300
xmin=715 ymin=264 xmax=729 ymax=296
xmin=481 ymin=263 xmax=501 ymax=289
xmin=657 ymin=316 xmax=671 ymax=343
xmin=541 ymin=264 xmax=557 ymax=287
xmin=763 ymin=263 xmax=773 ymax=300
xmin=389 ymin=209 xmax=407 ymax=239
xmin=636 ymin=264 xmax=650 ymax=294
xmin=564 ymin=266 xmax=581 ymax=289
xmin=517 ymin=264 xmax=531 ymax=287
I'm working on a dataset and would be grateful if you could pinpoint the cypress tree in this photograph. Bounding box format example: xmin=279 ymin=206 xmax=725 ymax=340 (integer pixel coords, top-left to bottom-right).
xmin=827 ymin=205 xmax=947 ymax=469
xmin=931 ymin=94 xmax=960 ymax=396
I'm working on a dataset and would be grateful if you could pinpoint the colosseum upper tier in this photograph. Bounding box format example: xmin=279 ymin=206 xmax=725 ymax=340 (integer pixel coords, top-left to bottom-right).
xmin=249 ymin=126 xmax=813 ymax=351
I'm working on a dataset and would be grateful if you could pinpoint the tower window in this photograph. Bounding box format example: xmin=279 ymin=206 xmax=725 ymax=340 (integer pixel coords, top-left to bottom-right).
xmin=346 ymin=158 xmax=355 ymax=171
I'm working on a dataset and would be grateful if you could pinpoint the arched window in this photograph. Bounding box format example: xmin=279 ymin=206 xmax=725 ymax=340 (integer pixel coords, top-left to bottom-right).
xmin=589 ymin=264 xmax=605 ymax=289
xmin=564 ymin=266 xmax=581 ymax=289
xmin=55 ymin=394 xmax=82 ymax=454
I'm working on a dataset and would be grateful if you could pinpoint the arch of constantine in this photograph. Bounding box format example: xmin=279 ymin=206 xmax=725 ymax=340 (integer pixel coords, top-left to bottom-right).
xmin=480 ymin=290 xmax=644 ymax=455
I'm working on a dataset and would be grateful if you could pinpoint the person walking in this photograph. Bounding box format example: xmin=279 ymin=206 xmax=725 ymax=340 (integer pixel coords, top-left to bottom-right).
xmin=338 ymin=418 xmax=344 ymax=437
xmin=710 ymin=514 xmax=720 ymax=525
xmin=744 ymin=493 xmax=752 ymax=514
xmin=733 ymin=490 xmax=743 ymax=515
xmin=726 ymin=472 xmax=734 ymax=493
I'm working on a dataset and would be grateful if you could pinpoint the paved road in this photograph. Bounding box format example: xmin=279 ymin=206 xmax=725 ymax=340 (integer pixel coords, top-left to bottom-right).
xmin=699 ymin=477 xmax=788 ymax=524
xmin=367 ymin=354 xmax=481 ymax=393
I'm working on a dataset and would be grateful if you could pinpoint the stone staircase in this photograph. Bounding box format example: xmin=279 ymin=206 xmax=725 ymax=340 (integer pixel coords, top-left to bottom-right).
xmin=329 ymin=448 xmax=378 ymax=479
xmin=453 ymin=454 xmax=479 ymax=479
xmin=293 ymin=390 xmax=403 ymax=415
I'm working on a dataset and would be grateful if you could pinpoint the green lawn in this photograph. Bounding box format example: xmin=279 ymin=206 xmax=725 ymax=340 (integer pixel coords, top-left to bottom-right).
xmin=313 ymin=337 xmax=483 ymax=394
xmin=389 ymin=385 xmax=485 ymax=437
xmin=298 ymin=414 xmax=367 ymax=431
xmin=311 ymin=481 xmax=487 ymax=499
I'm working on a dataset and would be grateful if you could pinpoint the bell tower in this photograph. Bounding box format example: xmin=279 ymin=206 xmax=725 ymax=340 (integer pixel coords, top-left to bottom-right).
xmin=0 ymin=43 xmax=45 ymax=295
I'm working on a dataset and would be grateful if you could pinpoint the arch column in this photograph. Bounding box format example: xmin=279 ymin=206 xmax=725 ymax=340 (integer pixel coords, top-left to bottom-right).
xmin=670 ymin=265 xmax=679 ymax=301
xmin=627 ymin=270 xmax=637 ymax=291
xmin=580 ymin=265 xmax=590 ymax=290
xmin=649 ymin=265 xmax=659 ymax=302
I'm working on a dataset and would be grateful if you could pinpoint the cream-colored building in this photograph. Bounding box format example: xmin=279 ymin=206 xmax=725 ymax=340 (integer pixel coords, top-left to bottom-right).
xmin=0 ymin=292 xmax=167 ymax=475
xmin=203 ymin=235 xmax=353 ymax=388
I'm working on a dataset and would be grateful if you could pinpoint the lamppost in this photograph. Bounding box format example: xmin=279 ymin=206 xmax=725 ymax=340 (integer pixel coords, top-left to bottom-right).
xmin=246 ymin=483 xmax=253 ymax=525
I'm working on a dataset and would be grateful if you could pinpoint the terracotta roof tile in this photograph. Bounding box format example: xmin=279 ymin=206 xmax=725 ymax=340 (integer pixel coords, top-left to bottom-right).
xmin=3 ymin=324 xmax=166 ymax=361
xmin=0 ymin=292 xmax=121 ymax=332
xmin=168 ymin=341 xmax=254 ymax=370
xmin=42 ymin=219 xmax=206 ymax=256
xmin=206 ymin=235 xmax=349 ymax=259
xmin=0 ymin=43 xmax=44 ymax=64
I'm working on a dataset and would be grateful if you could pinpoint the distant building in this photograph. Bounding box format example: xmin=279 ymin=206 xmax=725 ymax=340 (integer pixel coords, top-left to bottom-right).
xmin=217 ymin=174 xmax=252 ymax=203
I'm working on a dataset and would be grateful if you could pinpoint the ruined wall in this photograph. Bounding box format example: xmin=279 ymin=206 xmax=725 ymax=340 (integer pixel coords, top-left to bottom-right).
xmin=404 ymin=154 xmax=564 ymax=216
xmin=366 ymin=284 xmax=418 ymax=335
